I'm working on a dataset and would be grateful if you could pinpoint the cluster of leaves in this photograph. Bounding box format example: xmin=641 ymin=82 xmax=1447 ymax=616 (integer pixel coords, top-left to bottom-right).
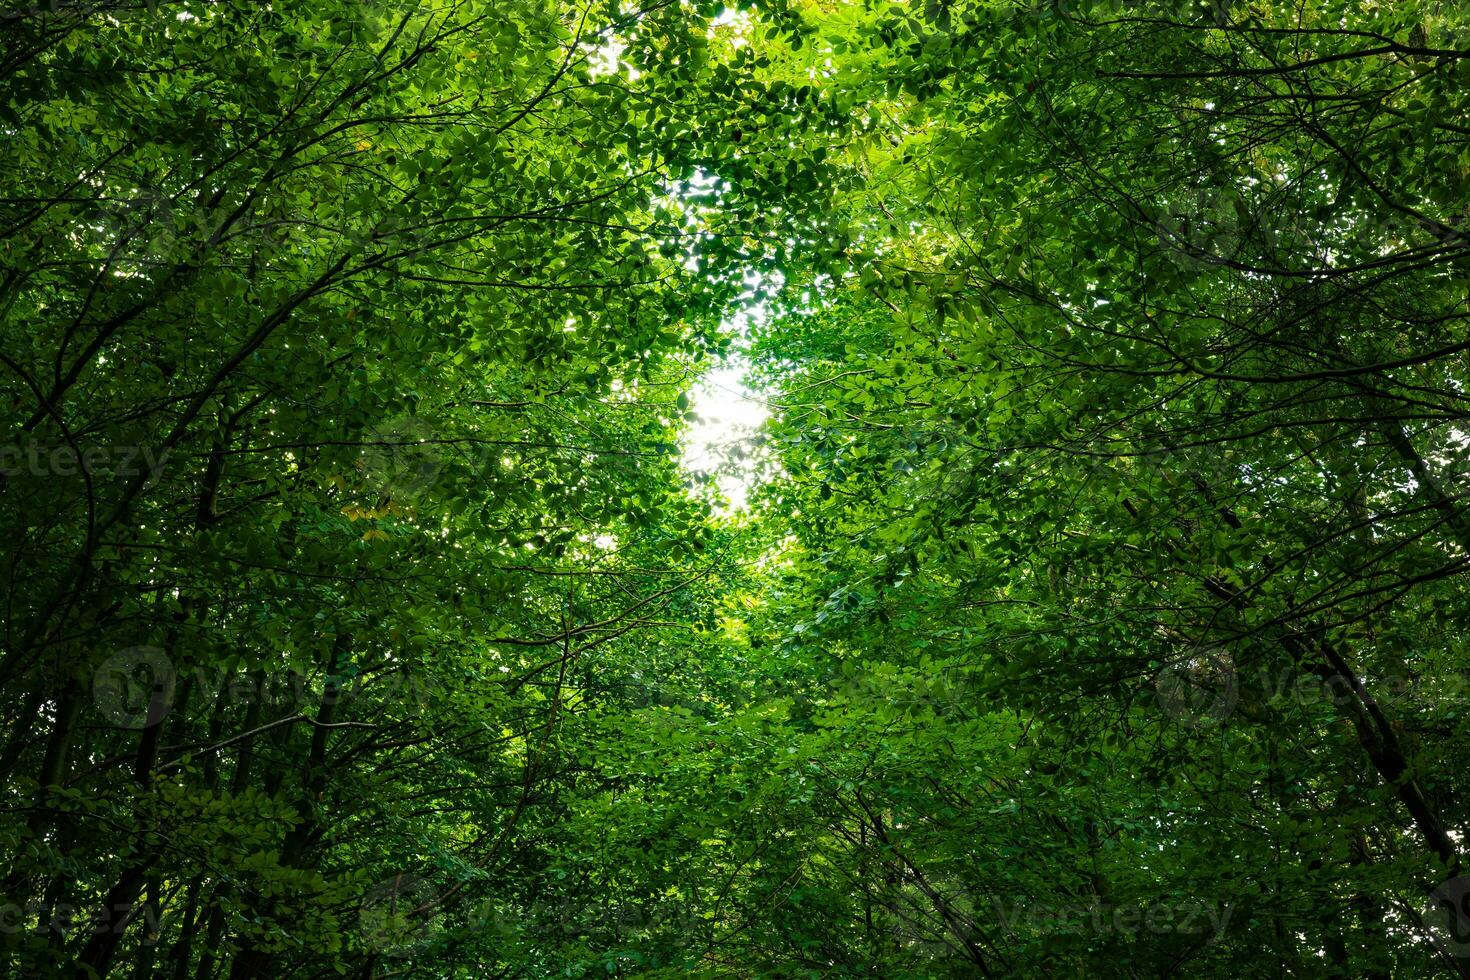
xmin=0 ymin=0 xmax=836 ymax=977
xmin=665 ymin=0 xmax=1470 ymax=975
xmin=8 ymin=0 xmax=1470 ymax=977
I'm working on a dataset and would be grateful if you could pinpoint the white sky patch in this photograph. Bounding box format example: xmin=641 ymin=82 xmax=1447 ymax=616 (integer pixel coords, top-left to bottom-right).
xmin=710 ymin=6 xmax=751 ymax=45
xmin=587 ymin=33 xmax=636 ymax=79
xmin=591 ymin=7 xmax=746 ymax=78
xmin=682 ymin=357 xmax=768 ymax=510
xmin=711 ymin=7 xmax=746 ymax=28
xmin=680 ymin=268 xmax=780 ymax=510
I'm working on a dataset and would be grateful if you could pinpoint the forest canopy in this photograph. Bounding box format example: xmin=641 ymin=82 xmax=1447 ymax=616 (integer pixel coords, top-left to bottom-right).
xmin=4 ymin=0 xmax=1470 ymax=976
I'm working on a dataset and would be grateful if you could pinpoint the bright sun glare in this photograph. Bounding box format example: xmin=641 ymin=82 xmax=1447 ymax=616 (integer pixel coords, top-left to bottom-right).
xmin=681 ymin=358 xmax=768 ymax=510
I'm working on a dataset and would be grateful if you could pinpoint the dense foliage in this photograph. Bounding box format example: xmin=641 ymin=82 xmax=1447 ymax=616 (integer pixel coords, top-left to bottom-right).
xmin=4 ymin=0 xmax=1470 ymax=977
